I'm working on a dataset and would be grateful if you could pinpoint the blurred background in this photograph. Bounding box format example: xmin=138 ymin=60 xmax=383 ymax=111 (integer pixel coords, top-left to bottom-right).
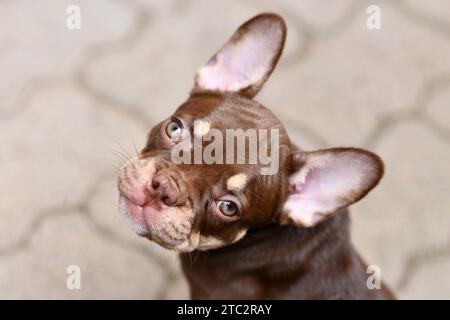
xmin=0 ymin=0 xmax=449 ymax=299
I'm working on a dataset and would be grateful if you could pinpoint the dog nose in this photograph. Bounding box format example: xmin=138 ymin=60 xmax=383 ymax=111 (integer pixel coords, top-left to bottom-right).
xmin=150 ymin=174 xmax=180 ymax=206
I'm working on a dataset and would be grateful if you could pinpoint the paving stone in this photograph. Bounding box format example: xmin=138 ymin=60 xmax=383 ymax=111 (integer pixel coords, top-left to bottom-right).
xmin=0 ymin=0 xmax=134 ymax=118
xmin=425 ymin=81 xmax=450 ymax=131
xmin=0 ymin=213 xmax=164 ymax=299
xmin=260 ymin=3 xmax=450 ymax=147
xmin=399 ymin=254 xmax=450 ymax=299
xmin=0 ymin=84 xmax=144 ymax=249
xmin=352 ymin=121 xmax=450 ymax=293
xmin=163 ymin=274 xmax=190 ymax=300
xmin=259 ymin=0 xmax=355 ymax=31
xmin=404 ymin=0 xmax=450 ymax=28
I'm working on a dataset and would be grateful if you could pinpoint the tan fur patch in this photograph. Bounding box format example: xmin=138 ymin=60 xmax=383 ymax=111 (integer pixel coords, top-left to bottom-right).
xmin=227 ymin=173 xmax=247 ymax=191
xmin=197 ymin=235 xmax=225 ymax=251
xmin=233 ymin=229 xmax=247 ymax=242
xmin=194 ymin=120 xmax=211 ymax=137
xmin=197 ymin=228 xmax=247 ymax=251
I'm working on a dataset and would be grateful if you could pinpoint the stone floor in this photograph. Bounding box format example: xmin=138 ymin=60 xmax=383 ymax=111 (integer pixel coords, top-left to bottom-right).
xmin=0 ymin=0 xmax=449 ymax=299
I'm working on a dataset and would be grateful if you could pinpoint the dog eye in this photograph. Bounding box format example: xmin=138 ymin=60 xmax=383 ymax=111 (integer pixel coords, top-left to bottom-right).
xmin=166 ymin=121 xmax=182 ymax=139
xmin=217 ymin=200 xmax=238 ymax=217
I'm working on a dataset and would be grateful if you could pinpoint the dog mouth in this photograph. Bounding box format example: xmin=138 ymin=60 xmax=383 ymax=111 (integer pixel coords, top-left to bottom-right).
xmin=118 ymin=192 xmax=196 ymax=251
xmin=118 ymin=195 xmax=157 ymax=237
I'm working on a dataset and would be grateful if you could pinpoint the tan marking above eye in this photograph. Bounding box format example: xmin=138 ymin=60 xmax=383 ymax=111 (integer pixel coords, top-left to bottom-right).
xmin=194 ymin=120 xmax=211 ymax=137
xmin=227 ymin=173 xmax=247 ymax=191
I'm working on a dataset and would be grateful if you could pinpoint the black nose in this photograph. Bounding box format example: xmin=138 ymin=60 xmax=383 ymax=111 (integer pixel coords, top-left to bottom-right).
xmin=150 ymin=174 xmax=180 ymax=206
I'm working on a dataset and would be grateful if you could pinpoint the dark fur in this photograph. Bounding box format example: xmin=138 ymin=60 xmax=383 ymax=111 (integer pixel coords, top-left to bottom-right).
xmin=181 ymin=211 xmax=395 ymax=299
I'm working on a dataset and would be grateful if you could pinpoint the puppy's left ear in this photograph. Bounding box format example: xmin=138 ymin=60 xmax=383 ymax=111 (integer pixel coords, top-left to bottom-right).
xmin=281 ymin=148 xmax=384 ymax=227
xmin=193 ymin=13 xmax=286 ymax=98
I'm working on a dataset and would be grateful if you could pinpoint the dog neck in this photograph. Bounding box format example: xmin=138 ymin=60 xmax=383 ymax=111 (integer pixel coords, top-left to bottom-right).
xmin=179 ymin=210 xmax=394 ymax=299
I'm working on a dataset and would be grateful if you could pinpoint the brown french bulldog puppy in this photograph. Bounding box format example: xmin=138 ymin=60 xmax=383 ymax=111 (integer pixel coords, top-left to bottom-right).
xmin=117 ymin=13 xmax=395 ymax=299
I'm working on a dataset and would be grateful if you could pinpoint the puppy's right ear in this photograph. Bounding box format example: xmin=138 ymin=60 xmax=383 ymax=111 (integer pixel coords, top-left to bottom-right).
xmin=192 ymin=13 xmax=286 ymax=98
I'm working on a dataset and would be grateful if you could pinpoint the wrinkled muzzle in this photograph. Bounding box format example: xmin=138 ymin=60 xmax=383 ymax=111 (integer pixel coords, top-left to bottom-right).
xmin=117 ymin=157 xmax=199 ymax=251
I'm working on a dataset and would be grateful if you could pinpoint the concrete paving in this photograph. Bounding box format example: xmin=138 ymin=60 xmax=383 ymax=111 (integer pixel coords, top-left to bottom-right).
xmin=0 ymin=0 xmax=449 ymax=299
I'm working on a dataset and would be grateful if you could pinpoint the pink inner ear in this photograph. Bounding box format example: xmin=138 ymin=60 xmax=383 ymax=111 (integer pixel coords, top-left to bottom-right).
xmin=285 ymin=167 xmax=345 ymax=227
xmin=196 ymin=19 xmax=283 ymax=93
xmin=283 ymin=151 xmax=380 ymax=227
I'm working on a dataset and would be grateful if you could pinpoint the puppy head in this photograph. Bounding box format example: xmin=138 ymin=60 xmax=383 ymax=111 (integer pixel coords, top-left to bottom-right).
xmin=117 ymin=13 xmax=383 ymax=252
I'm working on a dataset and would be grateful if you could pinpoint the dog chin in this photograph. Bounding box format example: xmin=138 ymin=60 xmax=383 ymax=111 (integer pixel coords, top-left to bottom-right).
xmin=159 ymin=239 xmax=197 ymax=252
xmin=151 ymin=229 xmax=201 ymax=253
